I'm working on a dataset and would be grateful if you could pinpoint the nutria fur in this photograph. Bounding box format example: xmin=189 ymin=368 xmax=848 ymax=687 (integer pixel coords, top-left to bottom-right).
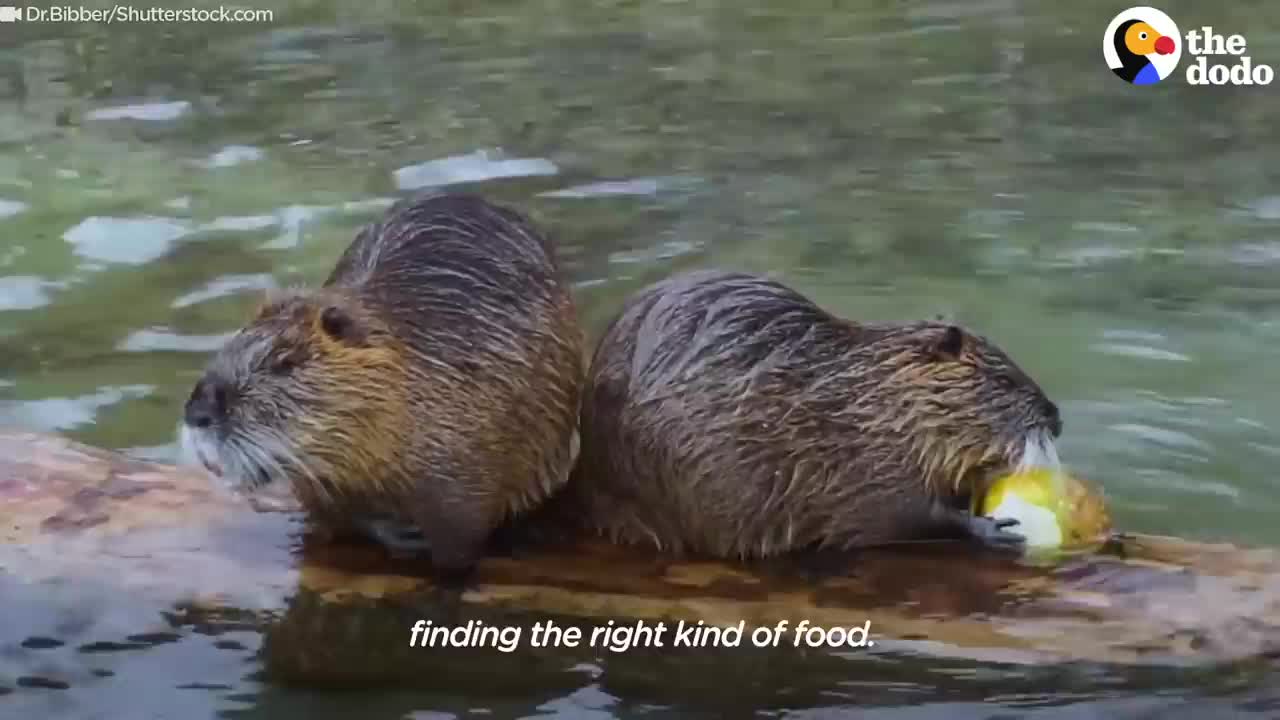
xmin=568 ymin=270 xmax=1063 ymax=559
xmin=179 ymin=193 xmax=584 ymax=572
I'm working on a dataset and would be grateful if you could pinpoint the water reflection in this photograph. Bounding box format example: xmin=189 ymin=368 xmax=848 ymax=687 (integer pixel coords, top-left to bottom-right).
xmin=85 ymin=101 xmax=192 ymax=122
xmin=3 ymin=385 xmax=154 ymax=432
xmin=172 ymin=275 xmax=278 ymax=309
xmin=0 ymin=198 xmax=27 ymax=219
xmin=0 ymin=275 xmax=58 ymax=311
xmin=202 ymin=145 xmax=266 ymax=170
xmin=393 ymin=149 xmax=560 ymax=191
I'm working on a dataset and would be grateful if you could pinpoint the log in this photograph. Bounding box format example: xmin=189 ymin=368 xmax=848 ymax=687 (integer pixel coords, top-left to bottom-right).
xmin=3 ymin=428 xmax=1279 ymax=701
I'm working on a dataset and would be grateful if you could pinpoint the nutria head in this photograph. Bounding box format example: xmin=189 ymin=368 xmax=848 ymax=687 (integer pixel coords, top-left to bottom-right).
xmin=179 ymin=288 xmax=411 ymax=497
xmin=857 ymin=320 xmax=1063 ymax=495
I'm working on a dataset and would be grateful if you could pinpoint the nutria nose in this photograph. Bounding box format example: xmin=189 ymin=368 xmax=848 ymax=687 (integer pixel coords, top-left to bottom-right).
xmin=184 ymin=375 xmax=228 ymax=429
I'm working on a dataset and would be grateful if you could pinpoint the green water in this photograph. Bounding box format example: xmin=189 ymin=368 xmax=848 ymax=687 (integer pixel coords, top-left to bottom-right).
xmin=2 ymin=0 xmax=1279 ymax=717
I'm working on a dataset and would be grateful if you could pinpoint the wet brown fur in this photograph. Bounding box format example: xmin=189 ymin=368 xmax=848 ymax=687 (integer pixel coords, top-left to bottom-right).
xmin=565 ymin=270 xmax=1061 ymax=560
xmin=185 ymin=193 xmax=584 ymax=570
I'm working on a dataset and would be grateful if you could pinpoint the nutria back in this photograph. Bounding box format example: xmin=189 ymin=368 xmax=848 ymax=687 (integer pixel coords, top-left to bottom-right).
xmin=570 ymin=270 xmax=1062 ymax=559
xmin=180 ymin=193 xmax=584 ymax=571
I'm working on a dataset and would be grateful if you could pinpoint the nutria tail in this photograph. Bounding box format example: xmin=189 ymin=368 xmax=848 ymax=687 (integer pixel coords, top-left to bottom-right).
xmin=570 ymin=269 xmax=1062 ymax=559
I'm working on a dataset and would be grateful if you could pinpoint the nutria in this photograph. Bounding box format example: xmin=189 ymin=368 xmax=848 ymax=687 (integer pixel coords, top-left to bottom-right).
xmin=568 ymin=270 xmax=1063 ymax=559
xmin=179 ymin=193 xmax=584 ymax=573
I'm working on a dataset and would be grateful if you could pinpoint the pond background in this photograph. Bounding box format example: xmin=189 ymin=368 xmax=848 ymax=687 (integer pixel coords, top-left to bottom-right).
xmin=2 ymin=0 xmax=1279 ymax=717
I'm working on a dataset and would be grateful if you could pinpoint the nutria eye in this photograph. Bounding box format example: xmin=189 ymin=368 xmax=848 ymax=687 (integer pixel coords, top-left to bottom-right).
xmin=272 ymin=357 xmax=299 ymax=375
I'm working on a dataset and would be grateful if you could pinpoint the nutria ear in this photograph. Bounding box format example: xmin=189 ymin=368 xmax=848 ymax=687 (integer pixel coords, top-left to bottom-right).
xmin=932 ymin=325 xmax=965 ymax=361
xmin=319 ymin=305 xmax=366 ymax=345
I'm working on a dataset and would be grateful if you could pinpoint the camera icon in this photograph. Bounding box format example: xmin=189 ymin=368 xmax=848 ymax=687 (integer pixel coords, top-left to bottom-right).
xmin=0 ymin=6 xmax=22 ymax=22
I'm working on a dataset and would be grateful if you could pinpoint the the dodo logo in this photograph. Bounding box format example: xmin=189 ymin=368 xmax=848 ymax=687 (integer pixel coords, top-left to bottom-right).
xmin=1104 ymin=7 xmax=1274 ymax=86
xmin=1104 ymin=7 xmax=1181 ymax=85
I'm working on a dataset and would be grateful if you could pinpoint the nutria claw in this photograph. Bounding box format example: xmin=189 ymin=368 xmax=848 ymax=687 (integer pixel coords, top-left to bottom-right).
xmin=965 ymin=514 xmax=1027 ymax=552
xmin=356 ymin=516 xmax=432 ymax=559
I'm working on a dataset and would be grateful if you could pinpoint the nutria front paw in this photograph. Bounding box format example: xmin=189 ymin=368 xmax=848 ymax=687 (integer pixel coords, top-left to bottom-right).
xmin=357 ymin=515 xmax=432 ymax=559
xmin=965 ymin=514 xmax=1026 ymax=552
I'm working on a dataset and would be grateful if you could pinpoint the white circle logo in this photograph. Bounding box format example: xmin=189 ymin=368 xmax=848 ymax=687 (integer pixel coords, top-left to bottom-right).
xmin=1103 ymin=7 xmax=1181 ymax=85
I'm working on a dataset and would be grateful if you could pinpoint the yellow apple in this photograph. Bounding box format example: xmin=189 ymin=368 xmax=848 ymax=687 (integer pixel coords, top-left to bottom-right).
xmin=976 ymin=468 xmax=1112 ymax=553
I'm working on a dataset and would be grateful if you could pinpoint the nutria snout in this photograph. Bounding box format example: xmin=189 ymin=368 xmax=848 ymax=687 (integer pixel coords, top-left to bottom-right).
xmin=179 ymin=193 xmax=585 ymax=573
xmin=568 ymin=269 xmax=1062 ymax=559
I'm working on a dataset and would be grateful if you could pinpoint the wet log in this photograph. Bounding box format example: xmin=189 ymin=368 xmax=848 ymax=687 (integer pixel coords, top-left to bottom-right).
xmin=3 ymin=427 xmax=1280 ymax=699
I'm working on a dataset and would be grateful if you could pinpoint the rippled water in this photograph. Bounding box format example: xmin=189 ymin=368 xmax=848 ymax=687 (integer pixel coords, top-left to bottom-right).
xmin=2 ymin=1 xmax=1280 ymax=717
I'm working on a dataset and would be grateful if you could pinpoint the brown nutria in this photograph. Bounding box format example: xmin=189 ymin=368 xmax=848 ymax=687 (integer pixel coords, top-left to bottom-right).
xmin=568 ymin=269 xmax=1064 ymax=559
xmin=179 ymin=192 xmax=584 ymax=573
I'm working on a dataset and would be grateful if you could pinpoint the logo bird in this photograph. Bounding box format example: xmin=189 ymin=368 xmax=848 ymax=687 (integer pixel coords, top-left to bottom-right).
xmin=1113 ymin=19 xmax=1177 ymax=84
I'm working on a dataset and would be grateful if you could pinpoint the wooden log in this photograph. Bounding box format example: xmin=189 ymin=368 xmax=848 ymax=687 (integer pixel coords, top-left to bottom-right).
xmin=3 ymin=427 xmax=1280 ymax=698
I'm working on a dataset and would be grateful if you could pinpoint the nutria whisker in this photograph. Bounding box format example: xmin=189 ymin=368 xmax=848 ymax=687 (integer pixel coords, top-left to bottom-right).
xmin=241 ymin=428 xmax=320 ymax=491
xmin=1017 ymin=430 xmax=1063 ymax=472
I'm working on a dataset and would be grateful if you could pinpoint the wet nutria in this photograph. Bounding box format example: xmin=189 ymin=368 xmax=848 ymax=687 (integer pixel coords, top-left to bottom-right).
xmin=179 ymin=193 xmax=584 ymax=573
xmin=568 ymin=270 xmax=1064 ymax=559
